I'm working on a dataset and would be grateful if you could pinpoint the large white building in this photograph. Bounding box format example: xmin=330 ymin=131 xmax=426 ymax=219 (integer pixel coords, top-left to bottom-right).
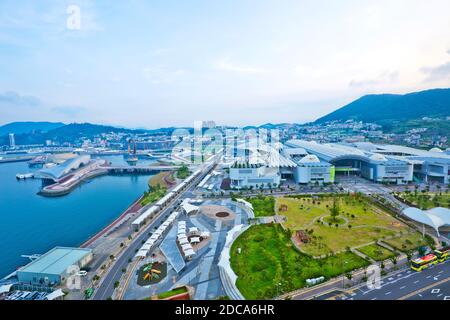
xmin=348 ymin=143 xmax=450 ymax=184
xmin=228 ymin=140 xmax=450 ymax=188
xmin=285 ymin=140 xmax=414 ymax=184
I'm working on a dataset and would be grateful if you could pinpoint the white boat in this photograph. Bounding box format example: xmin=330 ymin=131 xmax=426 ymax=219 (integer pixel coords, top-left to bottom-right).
xmin=16 ymin=173 xmax=34 ymax=180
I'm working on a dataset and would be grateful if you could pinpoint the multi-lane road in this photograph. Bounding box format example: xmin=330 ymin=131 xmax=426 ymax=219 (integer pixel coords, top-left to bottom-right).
xmin=318 ymin=260 xmax=450 ymax=301
xmin=92 ymin=165 xmax=211 ymax=300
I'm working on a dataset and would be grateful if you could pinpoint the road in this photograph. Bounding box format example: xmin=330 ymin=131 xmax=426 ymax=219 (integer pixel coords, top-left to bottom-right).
xmin=92 ymin=164 xmax=213 ymax=300
xmin=318 ymin=260 xmax=450 ymax=300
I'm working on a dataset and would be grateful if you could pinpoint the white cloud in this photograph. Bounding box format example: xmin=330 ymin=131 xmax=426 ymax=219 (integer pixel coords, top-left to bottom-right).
xmin=214 ymin=58 xmax=269 ymax=75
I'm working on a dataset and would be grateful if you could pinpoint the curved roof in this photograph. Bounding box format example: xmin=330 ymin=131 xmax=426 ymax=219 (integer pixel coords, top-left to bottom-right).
xmin=403 ymin=207 xmax=450 ymax=234
xmin=286 ymin=140 xmax=409 ymax=165
xmin=299 ymin=154 xmax=321 ymax=163
xmin=429 ymin=147 xmax=443 ymax=153
xmin=370 ymin=153 xmax=388 ymax=161
xmin=38 ymin=155 xmax=91 ymax=181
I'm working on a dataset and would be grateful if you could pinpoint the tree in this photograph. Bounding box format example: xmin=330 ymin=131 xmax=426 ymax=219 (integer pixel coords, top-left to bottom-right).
xmin=330 ymin=196 xmax=340 ymax=223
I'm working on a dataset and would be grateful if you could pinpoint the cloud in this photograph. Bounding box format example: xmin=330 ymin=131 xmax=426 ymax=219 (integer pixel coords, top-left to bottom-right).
xmin=349 ymin=71 xmax=399 ymax=88
xmin=215 ymin=58 xmax=269 ymax=75
xmin=0 ymin=91 xmax=41 ymax=108
xmin=421 ymin=61 xmax=450 ymax=82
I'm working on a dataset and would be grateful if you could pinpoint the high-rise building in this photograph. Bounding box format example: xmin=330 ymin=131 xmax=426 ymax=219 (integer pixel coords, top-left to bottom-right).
xmin=201 ymin=120 xmax=216 ymax=129
xmin=9 ymin=133 xmax=15 ymax=148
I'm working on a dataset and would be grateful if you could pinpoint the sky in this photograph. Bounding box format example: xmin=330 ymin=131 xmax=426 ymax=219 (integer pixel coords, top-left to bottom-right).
xmin=1 ymin=0 xmax=450 ymax=129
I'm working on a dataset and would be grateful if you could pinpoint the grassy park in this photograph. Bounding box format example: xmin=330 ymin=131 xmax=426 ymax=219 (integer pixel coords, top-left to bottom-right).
xmin=140 ymin=184 xmax=167 ymax=206
xmin=245 ymin=195 xmax=275 ymax=217
xmin=176 ymin=165 xmax=191 ymax=179
xmin=396 ymin=191 xmax=450 ymax=209
xmin=230 ymin=224 xmax=369 ymax=300
xmin=383 ymin=233 xmax=432 ymax=253
xmin=356 ymin=244 xmax=396 ymax=262
xmin=277 ymin=194 xmax=412 ymax=256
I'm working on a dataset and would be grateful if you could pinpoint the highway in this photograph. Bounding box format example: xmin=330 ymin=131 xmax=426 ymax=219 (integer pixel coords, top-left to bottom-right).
xmin=322 ymin=260 xmax=450 ymax=300
xmin=92 ymin=164 xmax=212 ymax=300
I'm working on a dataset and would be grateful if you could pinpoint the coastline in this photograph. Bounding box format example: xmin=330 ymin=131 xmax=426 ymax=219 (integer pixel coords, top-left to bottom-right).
xmin=80 ymin=194 xmax=144 ymax=248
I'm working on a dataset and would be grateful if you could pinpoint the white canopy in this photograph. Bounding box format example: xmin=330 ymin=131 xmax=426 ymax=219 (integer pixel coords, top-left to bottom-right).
xmin=183 ymin=249 xmax=196 ymax=257
xmin=45 ymin=289 xmax=65 ymax=301
xmin=0 ymin=284 xmax=13 ymax=294
xmin=181 ymin=199 xmax=199 ymax=215
xmin=181 ymin=243 xmax=193 ymax=251
xmin=135 ymin=249 xmax=148 ymax=258
xmin=190 ymin=237 xmax=201 ymax=244
xmin=189 ymin=227 xmax=199 ymax=234
xmin=179 ymin=238 xmax=189 ymax=245
xmin=403 ymin=207 xmax=450 ymax=236
xmin=200 ymin=231 xmax=211 ymax=238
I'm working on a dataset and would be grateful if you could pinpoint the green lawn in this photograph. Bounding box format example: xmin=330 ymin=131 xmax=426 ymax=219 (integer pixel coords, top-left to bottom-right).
xmin=230 ymin=224 xmax=370 ymax=300
xmin=277 ymin=195 xmax=411 ymax=256
xmin=176 ymin=165 xmax=191 ymax=179
xmin=397 ymin=192 xmax=450 ymax=209
xmin=246 ymin=195 xmax=275 ymax=217
xmin=157 ymin=287 xmax=188 ymax=299
xmin=140 ymin=185 xmax=167 ymax=206
xmin=383 ymin=233 xmax=432 ymax=253
xmin=357 ymin=244 xmax=396 ymax=262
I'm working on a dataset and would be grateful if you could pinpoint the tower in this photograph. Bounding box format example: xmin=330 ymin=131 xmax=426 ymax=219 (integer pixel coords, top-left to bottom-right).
xmin=9 ymin=133 xmax=15 ymax=148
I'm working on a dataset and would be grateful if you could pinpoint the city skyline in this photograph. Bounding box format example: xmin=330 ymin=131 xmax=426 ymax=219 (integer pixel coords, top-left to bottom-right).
xmin=1 ymin=0 xmax=450 ymax=128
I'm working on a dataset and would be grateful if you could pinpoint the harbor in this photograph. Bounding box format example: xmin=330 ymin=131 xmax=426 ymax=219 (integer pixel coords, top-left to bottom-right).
xmin=0 ymin=155 xmax=157 ymax=279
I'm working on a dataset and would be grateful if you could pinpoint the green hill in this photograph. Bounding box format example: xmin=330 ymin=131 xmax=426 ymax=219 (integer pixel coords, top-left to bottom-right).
xmin=316 ymin=88 xmax=450 ymax=124
xmin=0 ymin=121 xmax=65 ymax=136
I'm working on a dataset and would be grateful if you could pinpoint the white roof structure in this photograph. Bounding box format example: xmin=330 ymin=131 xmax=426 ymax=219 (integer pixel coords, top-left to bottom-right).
xmin=179 ymin=238 xmax=189 ymax=245
xmin=403 ymin=207 xmax=450 ymax=236
xmin=177 ymin=234 xmax=187 ymax=241
xmin=181 ymin=243 xmax=193 ymax=251
xmin=183 ymin=249 xmax=196 ymax=257
xmin=132 ymin=206 xmax=159 ymax=226
xmin=0 ymin=284 xmax=13 ymax=294
xmin=200 ymin=231 xmax=211 ymax=238
xmin=134 ymin=210 xmax=181 ymax=259
xmin=45 ymin=289 xmax=65 ymax=300
xmin=135 ymin=249 xmax=147 ymax=258
xmin=299 ymin=154 xmax=321 ymax=164
xmin=171 ymin=182 xmax=186 ymax=193
xmin=155 ymin=192 xmax=175 ymax=207
xmin=190 ymin=237 xmax=201 ymax=244
xmin=189 ymin=227 xmax=199 ymax=234
xmin=181 ymin=199 xmax=199 ymax=215
xmin=236 ymin=198 xmax=253 ymax=210
xmin=370 ymin=153 xmax=388 ymax=161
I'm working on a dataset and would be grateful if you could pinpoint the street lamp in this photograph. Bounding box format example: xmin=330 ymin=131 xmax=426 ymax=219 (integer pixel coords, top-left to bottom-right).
xmin=276 ymin=282 xmax=282 ymax=297
xmin=342 ymin=260 xmax=348 ymax=289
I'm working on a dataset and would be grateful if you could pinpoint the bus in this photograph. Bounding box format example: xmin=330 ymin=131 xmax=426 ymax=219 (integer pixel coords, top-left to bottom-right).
xmin=410 ymin=247 xmax=450 ymax=272
xmin=434 ymin=247 xmax=450 ymax=263
xmin=411 ymin=254 xmax=438 ymax=272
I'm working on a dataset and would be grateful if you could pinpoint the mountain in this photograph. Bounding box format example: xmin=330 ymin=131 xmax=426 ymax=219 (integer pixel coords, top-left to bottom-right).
xmin=0 ymin=122 xmax=149 ymax=146
xmin=315 ymin=88 xmax=450 ymax=124
xmin=0 ymin=121 xmax=65 ymax=136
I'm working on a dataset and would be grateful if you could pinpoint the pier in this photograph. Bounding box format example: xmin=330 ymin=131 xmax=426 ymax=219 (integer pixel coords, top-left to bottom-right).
xmin=0 ymin=156 xmax=34 ymax=164
xmin=38 ymin=164 xmax=180 ymax=197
